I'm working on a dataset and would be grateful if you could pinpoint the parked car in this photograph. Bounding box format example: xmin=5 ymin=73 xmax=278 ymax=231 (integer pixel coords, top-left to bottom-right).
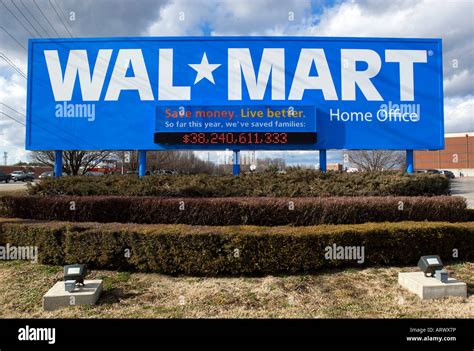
xmin=415 ymin=169 xmax=441 ymax=174
xmin=39 ymin=171 xmax=54 ymax=179
xmin=439 ymin=170 xmax=455 ymax=179
xmin=84 ymin=171 xmax=104 ymax=177
xmin=0 ymin=171 xmax=12 ymax=183
xmin=153 ymin=169 xmax=172 ymax=175
xmin=10 ymin=171 xmax=34 ymax=182
xmin=426 ymin=169 xmax=441 ymax=174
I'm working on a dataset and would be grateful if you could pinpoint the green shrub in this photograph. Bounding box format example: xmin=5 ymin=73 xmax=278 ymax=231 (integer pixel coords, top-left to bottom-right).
xmin=0 ymin=221 xmax=472 ymax=275
xmin=0 ymin=196 xmax=468 ymax=225
xmin=0 ymin=221 xmax=66 ymax=265
xmin=27 ymin=170 xmax=450 ymax=197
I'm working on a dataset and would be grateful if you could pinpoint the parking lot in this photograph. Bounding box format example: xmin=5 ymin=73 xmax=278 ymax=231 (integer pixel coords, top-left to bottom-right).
xmin=450 ymin=177 xmax=474 ymax=209
xmin=0 ymin=180 xmax=36 ymax=193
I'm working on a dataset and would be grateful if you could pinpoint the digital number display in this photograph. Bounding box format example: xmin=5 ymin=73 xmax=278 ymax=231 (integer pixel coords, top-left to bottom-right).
xmin=154 ymin=132 xmax=317 ymax=145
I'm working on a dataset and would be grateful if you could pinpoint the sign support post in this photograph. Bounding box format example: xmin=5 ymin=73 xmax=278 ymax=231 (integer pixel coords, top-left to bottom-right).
xmin=233 ymin=150 xmax=240 ymax=176
xmin=54 ymin=150 xmax=62 ymax=177
xmin=319 ymin=149 xmax=327 ymax=172
xmin=139 ymin=150 xmax=147 ymax=177
xmin=406 ymin=149 xmax=414 ymax=173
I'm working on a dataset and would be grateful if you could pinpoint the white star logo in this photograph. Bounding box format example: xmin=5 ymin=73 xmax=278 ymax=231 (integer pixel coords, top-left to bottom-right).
xmin=188 ymin=53 xmax=221 ymax=85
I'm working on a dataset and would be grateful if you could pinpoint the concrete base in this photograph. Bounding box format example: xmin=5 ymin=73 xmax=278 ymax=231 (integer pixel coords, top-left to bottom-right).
xmin=43 ymin=280 xmax=103 ymax=311
xmin=398 ymin=272 xmax=467 ymax=300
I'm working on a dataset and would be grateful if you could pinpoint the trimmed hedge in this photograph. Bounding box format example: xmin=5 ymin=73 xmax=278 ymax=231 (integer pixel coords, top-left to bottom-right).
xmin=0 ymin=195 xmax=468 ymax=225
xmin=27 ymin=170 xmax=450 ymax=197
xmin=0 ymin=220 xmax=473 ymax=275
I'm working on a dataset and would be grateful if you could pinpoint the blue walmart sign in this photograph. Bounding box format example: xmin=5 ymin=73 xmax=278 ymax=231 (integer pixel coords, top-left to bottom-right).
xmin=26 ymin=36 xmax=444 ymax=150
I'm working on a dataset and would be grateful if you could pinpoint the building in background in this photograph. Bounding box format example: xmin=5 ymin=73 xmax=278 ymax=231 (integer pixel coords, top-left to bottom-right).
xmin=414 ymin=133 xmax=474 ymax=177
xmin=327 ymin=163 xmax=343 ymax=172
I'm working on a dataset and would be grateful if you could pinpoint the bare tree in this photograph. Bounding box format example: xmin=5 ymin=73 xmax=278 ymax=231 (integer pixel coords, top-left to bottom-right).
xmin=30 ymin=151 xmax=112 ymax=175
xmin=256 ymin=157 xmax=286 ymax=172
xmin=147 ymin=151 xmax=181 ymax=171
xmin=348 ymin=150 xmax=405 ymax=172
xmin=171 ymin=151 xmax=215 ymax=173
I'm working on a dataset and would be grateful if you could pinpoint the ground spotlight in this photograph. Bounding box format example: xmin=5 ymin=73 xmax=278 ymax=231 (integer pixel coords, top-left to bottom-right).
xmin=417 ymin=255 xmax=445 ymax=279
xmin=64 ymin=264 xmax=87 ymax=292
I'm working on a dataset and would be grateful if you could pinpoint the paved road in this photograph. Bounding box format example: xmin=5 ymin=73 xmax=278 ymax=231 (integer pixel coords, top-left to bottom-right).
xmin=0 ymin=181 xmax=36 ymax=193
xmin=450 ymin=178 xmax=474 ymax=209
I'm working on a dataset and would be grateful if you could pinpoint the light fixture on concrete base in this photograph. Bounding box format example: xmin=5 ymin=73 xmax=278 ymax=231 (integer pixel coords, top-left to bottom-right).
xmin=399 ymin=255 xmax=467 ymax=299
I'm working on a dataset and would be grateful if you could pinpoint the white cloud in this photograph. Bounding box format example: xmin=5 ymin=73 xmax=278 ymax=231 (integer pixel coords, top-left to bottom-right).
xmin=145 ymin=0 xmax=312 ymax=36
xmin=302 ymin=0 xmax=472 ymax=39
xmin=444 ymin=96 xmax=474 ymax=133
xmin=0 ymin=74 xmax=27 ymax=106
xmin=0 ymin=73 xmax=28 ymax=164
xmin=444 ymin=69 xmax=474 ymax=98
xmin=210 ymin=0 xmax=311 ymax=35
xmin=146 ymin=0 xmax=215 ymax=35
xmin=0 ymin=54 xmax=28 ymax=76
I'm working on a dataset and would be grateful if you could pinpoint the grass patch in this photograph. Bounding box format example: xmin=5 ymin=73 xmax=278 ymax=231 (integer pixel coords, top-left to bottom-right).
xmin=0 ymin=260 xmax=472 ymax=318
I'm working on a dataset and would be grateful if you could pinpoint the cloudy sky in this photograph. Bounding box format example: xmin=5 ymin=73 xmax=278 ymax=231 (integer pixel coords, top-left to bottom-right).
xmin=0 ymin=0 xmax=473 ymax=165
